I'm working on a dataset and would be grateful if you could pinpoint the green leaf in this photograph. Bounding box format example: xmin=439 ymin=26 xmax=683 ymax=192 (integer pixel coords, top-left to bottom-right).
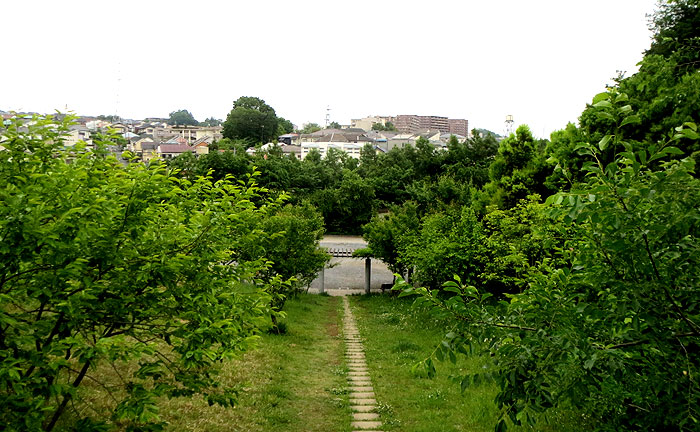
xmin=663 ymin=146 xmax=684 ymax=155
xmin=460 ymin=376 xmax=470 ymax=393
xmin=615 ymin=93 xmax=629 ymax=103
xmin=592 ymin=92 xmax=610 ymax=104
xmin=596 ymin=111 xmax=615 ymax=121
xmin=681 ymin=129 xmax=700 ymax=140
xmin=599 ymin=135 xmax=613 ymax=151
xmin=620 ymin=115 xmax=641 ymax=128
xmin=619 ymin=104 xmax=633 ymax=113
xmin=593 ymin=100 xmax=612 ymax=108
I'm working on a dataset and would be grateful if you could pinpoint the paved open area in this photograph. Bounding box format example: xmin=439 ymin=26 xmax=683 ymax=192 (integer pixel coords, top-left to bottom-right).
xmin=307 ymin=236 xmax=395 ymax=295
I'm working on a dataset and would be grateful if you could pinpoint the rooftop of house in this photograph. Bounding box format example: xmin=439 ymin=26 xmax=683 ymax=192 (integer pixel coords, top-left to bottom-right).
xmin=281 ymin=145 xmax=301 ymax=153
xmin=158 ymin=144 xmax=192 ymax=153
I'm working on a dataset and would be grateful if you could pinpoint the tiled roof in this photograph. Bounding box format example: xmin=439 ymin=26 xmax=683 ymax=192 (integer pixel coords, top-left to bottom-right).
xmin=158 ymin=144 xmax=192 ymax=153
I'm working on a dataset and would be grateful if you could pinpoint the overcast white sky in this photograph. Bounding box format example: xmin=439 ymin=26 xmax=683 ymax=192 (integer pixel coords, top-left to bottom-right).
xmin=2 ymin=0 xmax=658 ymax=138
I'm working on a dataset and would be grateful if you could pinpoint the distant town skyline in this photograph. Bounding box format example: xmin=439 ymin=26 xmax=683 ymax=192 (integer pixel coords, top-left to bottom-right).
xmin=2 ymin=0 xmax=658 ymax=138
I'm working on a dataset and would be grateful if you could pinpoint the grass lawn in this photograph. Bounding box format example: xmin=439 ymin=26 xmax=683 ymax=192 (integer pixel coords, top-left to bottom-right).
xmin=59 ymin=292 xmax=590 ymax=431
xmin=349 ymin=294 xmax=590 ymax=432
xmin=62 ymin=294 xmax=351 ymax=432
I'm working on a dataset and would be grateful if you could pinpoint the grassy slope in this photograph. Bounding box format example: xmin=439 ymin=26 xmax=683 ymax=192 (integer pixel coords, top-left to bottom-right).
xmin=63 ymin=294 xmax=350 ymax=432
xmin=350 ymin=294 xmax=589 ymax=432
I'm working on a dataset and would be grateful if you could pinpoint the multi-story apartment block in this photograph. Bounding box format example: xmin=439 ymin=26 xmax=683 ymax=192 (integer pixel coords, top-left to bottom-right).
xmin=393 ymin=115 xmax=421 ymax=133
xmin=394 ymin=114 xmax=460 ymax=136
xmin=448 ymin=118 xmax=469 ymax=137
xmin=394 ymin=114 xmax=468 ymax=135
xmin=418 ymin=115 xmax=448 ymax=132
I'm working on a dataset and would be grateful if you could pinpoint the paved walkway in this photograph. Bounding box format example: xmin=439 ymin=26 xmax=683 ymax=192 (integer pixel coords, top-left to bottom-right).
xmin=343 ymin=297 xmax=383 ymax=431
xmin=308 ymin=235 xmax=395 ymax=295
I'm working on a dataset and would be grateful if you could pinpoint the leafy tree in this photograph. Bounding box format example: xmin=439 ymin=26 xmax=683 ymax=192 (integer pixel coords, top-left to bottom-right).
xmin=183 ymin=147 xmax=250 ymax=182
xmin=406 ymin=175 xmax=473 ymax=214
xmin=256 ymin=203 xmax=330 ymax=294
xmin=167 ymin=149 xmax=199 ymax=178
xmin=371 ymin=122 xmax=397 ymax=131
xmin=479 ymin=195 xmax=567 ymax=295
xmin=167 ymin=109 xmax=198 ymax=126
xmin=397 ymin=113 xmax=700 ymax=431
xmin=406 ymin=206 xmax=485 ymax=289
xmin=328 ymin=121 xmax=342 ymax=129
xmin=200 ymin=117 xmax=222 ymax=127
xmin=412 ymin=136 xmax=442 ymax=179
xmin=222 ymin=96 xmax=278 ymax=146
xmin=96 ymin=114 xmax=120 ymax=122
xmin=443 ymin=130 xmax=499 ymax=188
xmin=473 ymin=128 xmax=500 ymax=138
xmin=543 ymin=122 xmax=589 ymax=190
xmin=277 ymin=116 xmax=295 ymax=135
xmin=358 ymin=145 xmax=418 ymax=207
xmin=311 ymin=169 xmax=375 ymax=234
xmin=299 ymin=122 xmax=322 ymax=134
xmin=362 ymin=202 xmax=421 ymax=275
xmin=646 ymin=0 xmax=700 ymax=75
xmin=482 ymin=125 xmax=553 ymax=209
xmin=0 ymin=115 xmax=286 ymax=430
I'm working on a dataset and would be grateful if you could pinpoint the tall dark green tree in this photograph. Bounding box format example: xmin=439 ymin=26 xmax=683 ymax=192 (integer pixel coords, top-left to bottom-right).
xmin=222 ymin=96 xmax=279 ymax=146
xmin=167 ymin=109 xmax=198 ymax=126
xmin=482 ymin=125 xmax=553 ymax=209
xmin=277 ymin=117 xmax=295 ymax=135
xmin=443 ymin=129 xmax=499 ymax=187
xmin=200 ymin=117 xmax=222 ymax=127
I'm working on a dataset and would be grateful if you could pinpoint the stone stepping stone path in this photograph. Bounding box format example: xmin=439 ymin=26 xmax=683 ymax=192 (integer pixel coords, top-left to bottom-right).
xmin=342 ymin=297 xmax=383 ymax=431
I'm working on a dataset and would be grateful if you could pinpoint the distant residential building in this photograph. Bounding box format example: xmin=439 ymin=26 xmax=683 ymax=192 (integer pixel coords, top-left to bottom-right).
xmin=110 ymin=123 xmax=128 ymax=135
xmin=63 ymin=125 xmax=94 ymax=148
xmin=440 ymin=133 xmax=467 ymax=143
xmin=394 ymin=115 xmax=446 ymax=133
xmin=247 ymin=143 xmax=301 ymax=160
xmin=157 ymin=144 xmax=193 ymax=159
xmin=299 ymin=128 xmax=374 ymax=160
xmin=281 ymin=144 xmax=302 ymax=159
xmin=394 ymin=114 xmax=468 ymax=135
xmin=448 ymin=119 xmax=469 ymax=137
xmin=194 ymin=126 xmax=223 ymax=142
xmin=278 ymin=133 xmax=300 ymax=146
xmin=129 ymin=135 xmax=155 ymax=153
xmin=192 ymin=139 xmax=210 ymax=156
xmin=350 ymin=116 xmax=394 ymax=131
xmin=146 ymin=125 xmax=223 ymax=145
xmin=153 ymin=127 xmax=178 ymax=142
xmin=381 ymin=129 xmax=450 ymax=152
xmin=141 ymin=143 xmax=158 ymax=163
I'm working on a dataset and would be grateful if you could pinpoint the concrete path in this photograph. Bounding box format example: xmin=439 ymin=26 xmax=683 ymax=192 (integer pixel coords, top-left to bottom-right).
xmin=342 ymin=297 xmax=383 ymax=431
